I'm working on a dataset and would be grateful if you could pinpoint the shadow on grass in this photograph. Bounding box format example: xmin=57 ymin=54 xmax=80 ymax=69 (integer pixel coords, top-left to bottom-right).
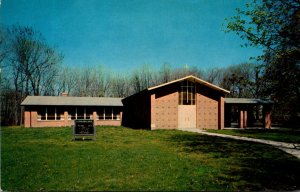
xmin=168 ymin=133 xmax=300 ymax=191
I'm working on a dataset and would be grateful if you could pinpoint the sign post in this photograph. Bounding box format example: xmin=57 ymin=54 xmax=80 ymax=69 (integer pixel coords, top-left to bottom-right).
xmin=73 ymin=119 xmax=96 ymax=140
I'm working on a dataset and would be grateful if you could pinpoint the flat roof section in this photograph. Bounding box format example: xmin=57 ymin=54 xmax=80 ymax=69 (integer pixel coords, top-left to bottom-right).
xmin=21 ymin=96 xmax=123 ymax=106
xmin=225 ymin=98 xmax=273 ymax=105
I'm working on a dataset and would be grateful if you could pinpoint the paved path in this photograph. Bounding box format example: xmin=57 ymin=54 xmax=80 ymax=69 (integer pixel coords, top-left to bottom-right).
xmin=178 ymin=128 xmax=300 ymax=159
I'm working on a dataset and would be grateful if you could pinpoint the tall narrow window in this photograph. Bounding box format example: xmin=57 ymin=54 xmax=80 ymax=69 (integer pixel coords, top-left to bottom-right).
xmin=113 ymin=107 xmax=121 ymax=120
xmin=179 ymin=80 xmax=195 ymax=105
xmin=86 ymin=107 xmax=94 ymax=119
xmin=47 ymin=107 xmax=56 ymax=120
xmin=77 ymin=107 xmax=85 ymax=119
xmin=37 ymin=107 xmax=46 ymax=120
xmin=105 ymin=107 xmax=112 ymax=120
xmin=69 ymin=107 xmax=76 ymax=120
xmin=97 ymin=107 xmax=105 ymax=120
xmin=56 ymin=107 xmax=64 ymax=120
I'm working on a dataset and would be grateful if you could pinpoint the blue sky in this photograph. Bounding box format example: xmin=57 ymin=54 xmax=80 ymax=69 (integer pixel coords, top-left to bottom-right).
xmin=0 ymin=0 xmax=262 ymax=71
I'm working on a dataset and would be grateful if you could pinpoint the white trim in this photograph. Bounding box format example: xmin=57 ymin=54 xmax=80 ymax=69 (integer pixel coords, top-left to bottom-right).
xmin=104 ymin=107 xmax=106 ymax=120
xmin=75 ymin=107 xmax=77 ymax=119
xmin=186 ymin=80 xmax=189 ymax=103
xmin=45 ymin=107 xmax=48 ymax=120
xmin=55 ymin=107 xmax=57 ymax=120
xmin=84 ymin=107 xmax=86 ymax=119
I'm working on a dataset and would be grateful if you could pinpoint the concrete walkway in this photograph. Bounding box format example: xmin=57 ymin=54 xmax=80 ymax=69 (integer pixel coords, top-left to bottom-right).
xmin=178 ymin=128 xmax=300 ymax=159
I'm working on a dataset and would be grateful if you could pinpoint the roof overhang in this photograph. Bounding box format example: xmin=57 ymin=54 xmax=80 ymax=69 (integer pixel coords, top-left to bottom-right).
xmin=147 ymin=75 xmax=230 ymax=94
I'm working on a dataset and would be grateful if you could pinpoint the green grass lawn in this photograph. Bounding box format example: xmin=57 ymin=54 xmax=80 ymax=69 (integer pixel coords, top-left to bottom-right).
xmin=207 ymin=129 xmax=300 ymax=143
xmin=2 ymin=126 xmax=300 ymax=191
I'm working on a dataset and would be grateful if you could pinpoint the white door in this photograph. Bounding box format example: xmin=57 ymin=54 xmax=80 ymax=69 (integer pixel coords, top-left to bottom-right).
xmin=178 ymin=105 xmax=196 ymax=128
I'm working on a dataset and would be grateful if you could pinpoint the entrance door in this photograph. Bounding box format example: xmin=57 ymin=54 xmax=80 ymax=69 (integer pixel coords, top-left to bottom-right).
xmin=178 ymin=105 xmax=196 ymax=128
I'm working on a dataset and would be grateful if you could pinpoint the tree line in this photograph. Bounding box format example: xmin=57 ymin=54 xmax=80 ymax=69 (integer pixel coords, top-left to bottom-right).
xmin=1 ymin=0 xmax=299 ymax=127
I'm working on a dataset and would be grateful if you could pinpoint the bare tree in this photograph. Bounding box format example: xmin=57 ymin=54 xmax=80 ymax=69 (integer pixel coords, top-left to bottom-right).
xmin=70 ymin=66 xmax=112 ymax=97
xmin=94 ymin=67 xmax=112 ymax=97
xmin=2 ymin=25 xmax=63 ymax=124
xmin=54 ymin=66 xmax=77 ymax=96
xmin=111 ymin=74 xmax=131 ymax=97
xmin=131 ymin=64 xmax=155 ymax=93
xmin=204 ymin=67 xmax=224 ymax=86
xmin=8 ymin=25 xmax=63 ymax=96
xmin=159 ymin=63 xmax=173 ymax=84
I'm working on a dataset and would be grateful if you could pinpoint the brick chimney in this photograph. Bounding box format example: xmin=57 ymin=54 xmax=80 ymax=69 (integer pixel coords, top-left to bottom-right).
xmin=61 ymin=92 xmax=68 ymax=97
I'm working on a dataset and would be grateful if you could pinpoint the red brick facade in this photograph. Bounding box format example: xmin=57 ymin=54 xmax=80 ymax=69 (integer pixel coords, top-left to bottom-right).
xmin=152 ymin=83 xmax=178 ymax=129
xmin=195 ymin=84 xmax=225 ymax=129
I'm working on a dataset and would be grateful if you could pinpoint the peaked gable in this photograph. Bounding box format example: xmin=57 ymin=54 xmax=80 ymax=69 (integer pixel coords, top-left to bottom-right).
xmin=147 ymin=75 xmax=230 ymax=94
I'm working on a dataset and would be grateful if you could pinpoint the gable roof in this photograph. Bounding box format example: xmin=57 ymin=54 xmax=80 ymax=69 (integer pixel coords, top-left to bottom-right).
xmin=147 ymin=75 xmax=230 ymax=94
xmin=21 ymin=96 xmax=123 ymax=106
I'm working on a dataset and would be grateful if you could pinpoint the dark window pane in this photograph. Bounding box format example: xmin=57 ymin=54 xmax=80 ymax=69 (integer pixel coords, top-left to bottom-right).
xmin=37 ymin=106 xmax=46 ymax=120
xmin=105 ymin=107 xmax=112 ymax=120
xmin=56 ymin=107 xmax=65 ymax=120
xmin=97 ymin=107 xmax=105 ymax=120
xmin=47 ymin=107 xmax=55 ymax=120
xmin=77 ymin=107 xmax=85 ymax=119
xmin=113 ymin=107 xmax=121 ymax=120
xmin=86 ymin=107 xmax=94 ymax=119
xmin=68 ymin=107 xmax=76 ymax=120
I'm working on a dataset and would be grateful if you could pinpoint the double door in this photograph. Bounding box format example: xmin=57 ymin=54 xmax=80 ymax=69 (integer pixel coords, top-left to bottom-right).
xmin=178 ymin=105 xmax=196 ymax=128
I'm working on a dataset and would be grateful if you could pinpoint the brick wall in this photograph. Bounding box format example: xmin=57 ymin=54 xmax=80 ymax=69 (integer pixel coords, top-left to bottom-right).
xmin=152 ymin=83 xmax=178 ymax=129
xmin=24 ymin=111 xmax=31 ymax=127
xmin=196 ymin=85 xmax=220 ymax=129
xmin=218 ymin=96 xmax=225 ymax=129
xmin=95 ymin=120 xmax=121 ymax=126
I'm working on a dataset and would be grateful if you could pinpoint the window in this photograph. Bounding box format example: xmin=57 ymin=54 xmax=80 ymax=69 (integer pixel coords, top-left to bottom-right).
xmin=37 ymin=106 xmax=64 ymax=121
xmin=67 ymin=107 xmax=93 ymax=120
xmin=56 ymin=107 xmax=65 ymax=120
xmin=179 ymin=80 xmax=195 ymax=105
xmin=37 ymin=107 xmax=46 ymax=120
xmin=68 ymin=107 xmax=76 ymax=120
xmin=47 ymin=107 xmax=56 ymax=120
xmin=113 ymin=107 xmax=121 ymax=120
xmin=86 ymin=107 xmax=94 ymax=119
xmin=77 ymin=107 xmax=85 ymax=119
xmin=96 ymin=107 xmax=121 ymax=120
xmin=97 ymin=107 xmax=105 ymax=120
xmin=105 ymin=107 xmax=113 ymax=120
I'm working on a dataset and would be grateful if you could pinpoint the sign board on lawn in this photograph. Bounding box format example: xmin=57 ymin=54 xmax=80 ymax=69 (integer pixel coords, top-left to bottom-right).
xmin=73 ymin=119 xmax=96 ymax=140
